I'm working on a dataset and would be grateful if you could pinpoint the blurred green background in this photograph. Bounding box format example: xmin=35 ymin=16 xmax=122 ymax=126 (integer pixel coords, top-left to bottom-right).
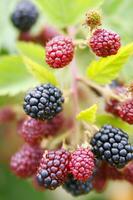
xmin=0 ymin=0 xmax=133 ymax=200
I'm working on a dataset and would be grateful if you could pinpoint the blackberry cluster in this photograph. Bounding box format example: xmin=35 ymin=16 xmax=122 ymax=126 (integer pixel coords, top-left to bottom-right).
xmin=69 ymin=147 xmax=95 ymax=181
xmin=89 ymin=29 xmax=121 ymax=57
xmin=46 ymin=35 xmax=74 ymax=68
xmin=36 ymin=149 xmax=70 ymax=190
xmin=11 ymin=0 xmax=38 ymax=31
xmin=63 ymin=174 xmax=93 ymax=196
xmin=91 ymin=125 xmax=133 ymax=168
xmin=10 ymin=144 xmax=43 ymax=178
xmin=23 ymin=83 xmax=64 ymax=120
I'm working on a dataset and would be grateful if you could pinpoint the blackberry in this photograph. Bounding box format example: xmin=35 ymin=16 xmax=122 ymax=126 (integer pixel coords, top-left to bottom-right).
xmin=0 ymin=107 xmax=15 ymax=123
xmin=119 ymin=99 xmax=133 ymax=124
xmin=36 ymin=149 xmax=70 ymax=190
xmin=20 ymin=117 xmax=45 ymax=145
xmin=89 ymin=29 xmax=121 ymax=57
xmin=123 ymin=161 xmax=133 ymax=184
xmin=23 ymin=83 xmax=64 ymax=120
xmin=46 ymin=35 xmax=74 ymax=68
xmin=63 ymin=174 xmax=93 ymax=196
xmin=85 ymin=10 xmax=101 ymax=30
xmin=91 ymin=125 xmax=133 ymax=168
xmin=69 ymin=147 xmax=95 ymax=181
xmin=10 ymin=144 xmax=43 ymax=178
xmin=11 ymin=0 xmax=38 ymax=31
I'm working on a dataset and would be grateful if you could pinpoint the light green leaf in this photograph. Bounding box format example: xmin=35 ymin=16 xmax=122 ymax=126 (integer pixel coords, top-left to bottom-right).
xmin=17 ymin=42 xmax=46 ymax=66
xmin=23 ymin=56 xmax=58 ymax=86
xmin=76 ymin=104 xmax=97 ymax=123
xmin=87 ymin=43 xmax=133 ymax=84
xmin=36 ymin=0 xmax=103 ymax=27
xmin=96 ymin=114 xmax=133 ymax=136
xmin=0 ymin=56 xmax=36 ymax=96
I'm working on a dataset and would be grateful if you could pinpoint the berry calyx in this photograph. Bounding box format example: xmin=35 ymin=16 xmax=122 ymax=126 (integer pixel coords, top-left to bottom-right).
xmin=20 ymin=117 xmax=45 ymax=145
xmin=11 ymin=0 xmax=39 ymax=32
xmin=36 ymin=149 xmax=70 ymax=190
xmin=46 ymin=35 xmax=74 ymax=68
xmin=63 ymin=174 xmax=93 ymax=196
xmin=69 ymin=147 xmax=95 ymax=182
xmin=91 ymin=125 xmax=133 ymax=168
xmin=23 ymin=83 xmax=64 ymax=120
xmin=89 ymin=29 xmax=121 ymax=57
xmin=119 ymin=99 xmax=133 ymax=124
xmin=10 ymin=144 xmax=43 ymax=178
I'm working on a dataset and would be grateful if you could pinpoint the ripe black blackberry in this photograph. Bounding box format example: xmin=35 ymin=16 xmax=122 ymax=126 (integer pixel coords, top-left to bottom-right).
xmin=23 ymin=83 xmax=64 ymax=120
xmin=36 ymin=149 xmax=70 ymax=190
xmin=91 ymin=125 xmax=133 ymax=168
xmin=63 ymin=174 xmax=93 ymax=196
xmin=11 ymin=0 xmax=38 ymax=32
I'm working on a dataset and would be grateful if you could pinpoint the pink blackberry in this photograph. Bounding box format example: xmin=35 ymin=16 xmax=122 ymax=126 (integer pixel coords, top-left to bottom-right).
xmin=69 ymin=147 xmax=95 ymax=182
xmin=105 ymin=99 xmax=120 ymax=116
xmin=119 ymin=99 xmax=133 ymax=124
xmin=20 ymin=117 xmax=45 ymax=145
xmin=0 ymin=107 xmax=15 ymax=123
xmin=10 ymin=144 xmax=43 ymax=178
xmin=43 ymin=114 xmax=64 ymax=137
xmin=123 ymin=161 xmax=133 ymax=184
xmin=46 ymin=35 xmax=74 ymax=68
xmin=36 ymin=149 xmax=70 ymax=189
xmin=18 ymin=32 xmax=35 ymax=42
xmin=89 ymin=29 xmax=121 ymax=57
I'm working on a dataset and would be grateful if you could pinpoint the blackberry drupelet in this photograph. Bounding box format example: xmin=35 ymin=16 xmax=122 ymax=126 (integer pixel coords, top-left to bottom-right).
xmin=63 ymin=174 xmax=93 ymax=196
xmin=11 ymin=0 xmax=38 ymax=31
xmin=91 ymin=125 xmax=133 ymax=168
xmin=36 ymin=149 xmax=70 ymax=190
xmin=23 ymin=83 xmax=64 ymax=120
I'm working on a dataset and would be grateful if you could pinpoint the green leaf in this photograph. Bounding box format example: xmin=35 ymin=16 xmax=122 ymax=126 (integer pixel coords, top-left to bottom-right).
xmin=76 ymin=104 xmax=97 ymax=123
xmin=36 ymin=0 xmax=103 ymax=27
xmin=23 ymin=56 xmax=58 ymax=86
xmin=0 ymin=56 xmax=36 ymax=96
xmin=87 ymin=43 xmax=133 ymax=84
xmin=17 ymin=42 xmax=46 ymax=66
xmin=96 ymin=114 xmax=133 ymax=136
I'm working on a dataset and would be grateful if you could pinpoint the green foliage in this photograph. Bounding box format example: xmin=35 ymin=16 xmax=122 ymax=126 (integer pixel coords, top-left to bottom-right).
xmin=96 ymin=114 xmax=133 ymax=135
xmin=17 ymin=42 xmax=46 ymax=66
xmin=76 ymin=104 xmax=97 ymax=123
xmin=86 ymin=43 xmax=133 ymax=84
xmin=0 ymin=56 xmax=36 ymax=96
xmin=23 ymin=56 xmax=58 ymax=86
xmin=36 ymin=0 xmax=103 ymax=27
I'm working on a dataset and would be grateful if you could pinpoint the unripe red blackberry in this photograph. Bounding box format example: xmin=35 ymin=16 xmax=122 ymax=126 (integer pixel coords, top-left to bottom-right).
xmin=63 ymin=174 xmax=93 ymax=196
xmin=42 ymin=114 xmax=64 ymax=137
xmin=89 ymin=29 xmax=121 ymax=57
xmin=20 ymin=117 xmax=45 ymax=145
xmin=23 ymin=83 xmax=64 ymax=120
xmin=46 ymin=35 xmax=74 ymax=68
xmin=69 ymin=147 xmax=95 ymax=182
xmin=0 ymin=107 xmax=15 ymax=123
xmin=11 ymin=0 xmax=39 ymax=32
xmin=18 ymin=32 xmax=35 ymax=42
xmin=35 ymin=26 xmax=59 ymax=46
xmin=91 ymin=125 xmax=133 ymax=168
xmin=10 ymin=144 xmax=43 ymax=178
xmin=119 ymin=99 xmax=133 ymax=124
xmin=36 ymin=149 xmax=70 ymax=190
xmin=123 ymin=161 xmax=133 ymax=184
xmin=105 ymin=99 xmax=120 ymax=116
